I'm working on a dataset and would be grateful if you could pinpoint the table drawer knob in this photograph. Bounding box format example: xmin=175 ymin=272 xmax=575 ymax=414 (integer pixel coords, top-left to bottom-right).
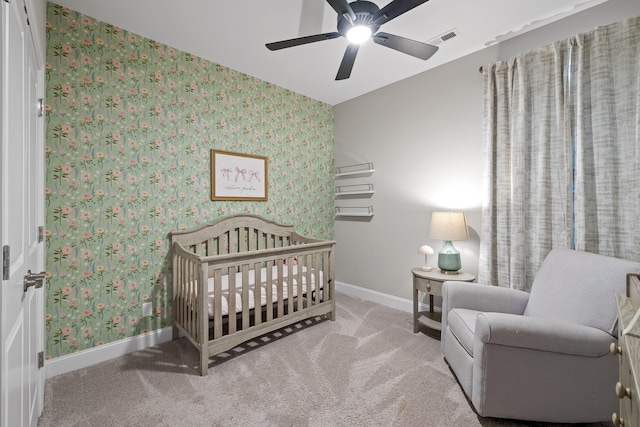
xmin=610 ymin=342 xmax=622 ymax=355
xmin=612 ymin=412 xmax=625 ymax=426
xmin=616 ymin=382 xmax=632 ymax=399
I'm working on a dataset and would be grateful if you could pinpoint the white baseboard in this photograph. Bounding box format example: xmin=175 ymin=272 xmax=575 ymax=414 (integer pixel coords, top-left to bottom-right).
xmin=45 ymin=283 xmax=423 ymax=378
xmin=45 ymin=327 xmax=174 ymax=378
xmin=335 ymin=281 xmax=414 ymax=313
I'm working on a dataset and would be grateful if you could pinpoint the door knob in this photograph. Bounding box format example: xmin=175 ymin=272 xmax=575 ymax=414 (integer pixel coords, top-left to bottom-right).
xmin=23 ymin=270 xmax=46 ymax=292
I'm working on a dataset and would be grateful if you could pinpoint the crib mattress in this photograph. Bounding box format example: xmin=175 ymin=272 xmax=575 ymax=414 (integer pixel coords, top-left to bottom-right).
xmin=206 ymin=265 xmax=323 ymax=317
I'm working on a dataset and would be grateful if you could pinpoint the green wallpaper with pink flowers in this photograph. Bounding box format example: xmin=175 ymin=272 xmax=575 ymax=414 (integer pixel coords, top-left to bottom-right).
xmin=45 ymin=4 xmax=333 ymax=360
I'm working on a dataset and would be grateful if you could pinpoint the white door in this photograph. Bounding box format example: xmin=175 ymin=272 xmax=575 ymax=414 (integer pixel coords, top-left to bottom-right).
xmin=1 ymin=0 xmax=46 ymax=426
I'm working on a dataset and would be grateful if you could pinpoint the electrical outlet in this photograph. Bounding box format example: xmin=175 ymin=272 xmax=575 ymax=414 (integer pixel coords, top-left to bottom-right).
xmin=142 ymin=302 xmax=153 ymax=317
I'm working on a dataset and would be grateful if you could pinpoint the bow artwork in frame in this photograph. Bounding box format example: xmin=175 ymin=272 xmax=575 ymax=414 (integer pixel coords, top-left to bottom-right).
xmin=210 ymin=149 xmax=268 ymax=201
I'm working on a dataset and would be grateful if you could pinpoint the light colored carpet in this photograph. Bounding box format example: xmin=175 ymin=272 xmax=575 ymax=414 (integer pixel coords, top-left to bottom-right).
xmin=38 ymin=293 xmax=611 ymax=427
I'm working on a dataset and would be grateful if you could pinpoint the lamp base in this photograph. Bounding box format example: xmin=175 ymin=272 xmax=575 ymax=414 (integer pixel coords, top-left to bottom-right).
xmin=437 ymin=241 xmax=461 ymax=273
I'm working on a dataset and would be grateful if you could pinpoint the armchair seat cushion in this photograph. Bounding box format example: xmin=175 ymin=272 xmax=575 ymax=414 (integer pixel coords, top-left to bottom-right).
xmin=447 ymin=308 xmax=480 ymax=356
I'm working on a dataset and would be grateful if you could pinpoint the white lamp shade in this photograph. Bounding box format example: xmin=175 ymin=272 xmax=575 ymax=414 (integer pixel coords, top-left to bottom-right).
xmin=418 ymin=244 xmax=434 ymax=271
xmin=429 ymin=212 xmax=469 ymax=241
xmin=418 ymin=245 xmax=434 ymax=255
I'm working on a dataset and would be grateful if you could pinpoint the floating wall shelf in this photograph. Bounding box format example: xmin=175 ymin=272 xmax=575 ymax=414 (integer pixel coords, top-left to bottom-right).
xmin=334 ymin=162 xmax=375 ymax=177
xmin=334 ymin=206 xmax=374 ymax=217
xmin=335 ymin=184 xmax=375 ymax=197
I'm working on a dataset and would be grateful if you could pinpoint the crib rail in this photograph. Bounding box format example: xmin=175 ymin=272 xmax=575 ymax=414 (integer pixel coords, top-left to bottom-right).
xmin=171 ymin=214 xmax=300 ymax=256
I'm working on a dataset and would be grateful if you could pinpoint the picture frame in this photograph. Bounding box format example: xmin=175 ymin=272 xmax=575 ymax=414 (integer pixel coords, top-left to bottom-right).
xmin=210 ymin=149 xmax=268 ymax=201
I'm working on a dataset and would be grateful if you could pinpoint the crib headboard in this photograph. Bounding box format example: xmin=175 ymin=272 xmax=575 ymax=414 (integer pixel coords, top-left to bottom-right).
xmin=171 ymin=214 xmax=312 ymax=256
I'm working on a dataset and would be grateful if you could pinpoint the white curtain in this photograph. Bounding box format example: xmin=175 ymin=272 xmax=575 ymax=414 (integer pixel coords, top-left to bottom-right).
xmin=572 ymin=17 xmax=640 ymax=257
xmin=479 ymin=16 xmax=640 ymax=291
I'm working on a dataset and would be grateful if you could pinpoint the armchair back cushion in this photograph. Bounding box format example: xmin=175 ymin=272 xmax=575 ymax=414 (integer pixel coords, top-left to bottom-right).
xmin=523 ymin=248 xmax=640 ymax=335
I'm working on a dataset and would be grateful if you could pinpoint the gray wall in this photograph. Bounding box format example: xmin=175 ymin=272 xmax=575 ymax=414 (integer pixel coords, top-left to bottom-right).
xmin=333 ymin=0 xmax=640 ymax=302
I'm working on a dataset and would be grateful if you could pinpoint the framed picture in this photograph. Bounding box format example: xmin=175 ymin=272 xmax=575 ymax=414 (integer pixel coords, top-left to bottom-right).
xmin=210 ymin=149 xmax=268 ymax=201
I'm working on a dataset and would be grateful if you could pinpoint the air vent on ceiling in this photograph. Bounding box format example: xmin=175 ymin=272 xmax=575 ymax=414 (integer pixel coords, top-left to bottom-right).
xmin=427 ymin=28 xmax=460 ymax=46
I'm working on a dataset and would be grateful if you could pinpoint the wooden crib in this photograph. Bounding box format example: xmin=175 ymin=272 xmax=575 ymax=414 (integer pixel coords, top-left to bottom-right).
xmin=171 ymin=214 xmax=336 ymax=375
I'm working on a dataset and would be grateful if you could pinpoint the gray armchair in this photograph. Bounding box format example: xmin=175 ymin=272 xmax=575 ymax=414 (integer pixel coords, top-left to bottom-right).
xmin=441 ymin=248 xmax=640 ymax=423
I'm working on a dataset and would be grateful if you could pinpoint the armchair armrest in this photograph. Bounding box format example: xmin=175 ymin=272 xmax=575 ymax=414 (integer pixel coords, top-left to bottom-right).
xmin=443 ymin=282 xmax=530 ymax=315
xmin=474 ymin=312 xmax=614 ymax=357
xmin=441 ymin=282 xmax=530 ymax=351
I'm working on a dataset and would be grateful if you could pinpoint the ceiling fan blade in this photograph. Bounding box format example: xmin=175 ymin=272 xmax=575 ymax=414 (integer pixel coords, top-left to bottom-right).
xmin=336 ymin=44 xmax=359 ymax=80
xmin=266 ymin=32 xmax=341 ymax=51
xmin=373 ymin=0 xmax=429 ymax=26
xmin=373 ymin=32 xmax=438 ymax=60
xmin=326 ymin=0 xmax=356 ymax=22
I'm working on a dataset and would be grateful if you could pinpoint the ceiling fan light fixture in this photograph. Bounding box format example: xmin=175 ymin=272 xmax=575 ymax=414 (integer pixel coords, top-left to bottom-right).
xmin=346 ymin=25 xmax=372 ymax=44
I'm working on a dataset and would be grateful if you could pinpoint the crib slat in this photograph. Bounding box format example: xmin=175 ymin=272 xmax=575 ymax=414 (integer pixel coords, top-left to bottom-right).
xmin=207 ymin=238 xmax=214 ymax=257
xmin=295 ymin=255 xmax=303 ymax=312
xmin=287 ymin=258 xmax=294 ymax=314
xmin=299 ymin=254 xmax=308 ymax=309
xmin=213 ymin=269 xmax=223 ymax=339
xmin=182 ymin=258 xmax=189 ymax=338
xmin=186 ymin=259 xmax=193 ymax=339
xmin=181 ymin=259 xmax=193 ymax=335
xmin=221 ymin=231 xmax=228 ymax=255
xmin=241 ymin=264 xmax=250 ymax=330
xmin=239 ymin=226 xmax=246 ymax=253
xmin=319 ymin=252 xmax=325 ymax=302
xmin=266 ymin=260 xmax=273 ymax=322
xmin=307 ymin=252 xmax=324 ymax=305
xmin=191 ymin=260 xmax=198 ymax=340
xmin=254 ymin=262 xmax=262 ymax=326
xmin=181 ymin=258 xmax=188 ymax=332
xmin=228 ymin=265 xmax=237 ymax=335
xmin=276 ymin=259 xmax=284 ymax=318
xmin=231 ymin=229 xmax=238 ymax=255
xmin=248 ymin=228 xmax=256 ymax=252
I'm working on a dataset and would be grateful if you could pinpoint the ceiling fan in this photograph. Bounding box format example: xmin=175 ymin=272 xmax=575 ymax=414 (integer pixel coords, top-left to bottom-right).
xmin=266 ymin=0 xmax=438 ymax=80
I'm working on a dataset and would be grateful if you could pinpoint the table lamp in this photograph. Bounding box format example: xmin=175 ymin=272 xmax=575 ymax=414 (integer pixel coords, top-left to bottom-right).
xmin=417 ymin=245 xmax=434 ymax=271
xmin=429 ymin=212 xmax=469 ymax=274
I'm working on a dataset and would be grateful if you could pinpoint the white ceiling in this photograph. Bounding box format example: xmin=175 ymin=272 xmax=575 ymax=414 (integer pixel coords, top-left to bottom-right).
xmin=48 ymin=0 xmax=608 ymax=105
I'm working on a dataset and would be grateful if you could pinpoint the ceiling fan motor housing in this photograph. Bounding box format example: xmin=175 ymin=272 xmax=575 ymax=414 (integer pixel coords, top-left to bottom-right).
xmin=337 ymin=1 xmax=381 ymax=37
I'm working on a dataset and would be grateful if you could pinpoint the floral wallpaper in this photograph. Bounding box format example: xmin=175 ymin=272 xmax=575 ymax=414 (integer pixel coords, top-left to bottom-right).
xmin=45 ymin=4 xmax=334 ymax=359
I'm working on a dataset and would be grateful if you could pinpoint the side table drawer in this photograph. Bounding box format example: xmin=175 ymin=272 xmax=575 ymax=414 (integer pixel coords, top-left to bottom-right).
xmin=414 ymin=277 xmax=443 ymax=296
xmin=412 ymin=268 xmax=475 ymax=334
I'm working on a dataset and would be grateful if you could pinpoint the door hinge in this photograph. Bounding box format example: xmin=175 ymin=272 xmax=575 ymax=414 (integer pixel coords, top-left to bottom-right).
xmin=38 ymin=226 xmax=44 ymax=243
xmin=2 ymin=245 xmax=9 ymax=280
xmin=37 ymin=98 xmax=44 ymax=117
xmin=38 ymin=351 xmax=44 ymax=369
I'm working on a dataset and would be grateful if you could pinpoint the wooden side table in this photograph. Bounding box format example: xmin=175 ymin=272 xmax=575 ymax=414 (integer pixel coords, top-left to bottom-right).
xmin=412 ymin=268 xmax=475 ymax=333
